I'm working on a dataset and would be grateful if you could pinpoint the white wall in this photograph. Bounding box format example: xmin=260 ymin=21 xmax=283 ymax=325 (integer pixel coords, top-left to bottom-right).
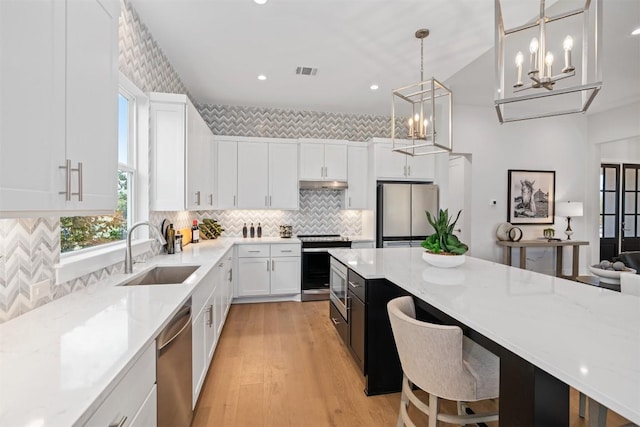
xmin=451 ymin=104 xmax=590 ymax=275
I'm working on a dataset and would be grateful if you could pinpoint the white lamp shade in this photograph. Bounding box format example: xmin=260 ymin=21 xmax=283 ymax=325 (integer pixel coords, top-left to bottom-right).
xmin=556 ymin=201 xmax=583 ymax=217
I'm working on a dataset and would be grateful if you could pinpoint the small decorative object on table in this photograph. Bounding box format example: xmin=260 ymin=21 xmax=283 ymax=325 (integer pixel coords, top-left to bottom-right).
xmin=421 ymin=209 xmax=468 ymax=268
xmin=589 ymin=260 xmax=636 ymax=284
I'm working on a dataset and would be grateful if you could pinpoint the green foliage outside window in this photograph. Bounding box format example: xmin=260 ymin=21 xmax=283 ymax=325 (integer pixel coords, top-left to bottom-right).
xmin=61 ymin=171 xmax=129 ymax=253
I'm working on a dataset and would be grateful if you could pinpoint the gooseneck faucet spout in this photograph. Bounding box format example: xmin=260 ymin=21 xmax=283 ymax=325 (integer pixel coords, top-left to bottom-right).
xmin=125 ymin=221 xmax=167 ymax=274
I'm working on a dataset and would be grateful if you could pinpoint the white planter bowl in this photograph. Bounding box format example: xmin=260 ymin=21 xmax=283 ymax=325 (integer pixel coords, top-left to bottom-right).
xmin=589 ymin=265 xmax=637 ymax=284
xmin=422 ymin=251 xmax=465 ymax=268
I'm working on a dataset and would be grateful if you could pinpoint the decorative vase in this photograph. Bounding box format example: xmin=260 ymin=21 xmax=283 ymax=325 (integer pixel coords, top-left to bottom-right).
xmin=422 ymin=251 xmax=466 ymax=268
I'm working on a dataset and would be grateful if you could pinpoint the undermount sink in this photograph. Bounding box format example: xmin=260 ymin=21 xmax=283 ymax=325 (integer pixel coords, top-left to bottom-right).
xmin=120 ymin=265 xmax=200 ymax=286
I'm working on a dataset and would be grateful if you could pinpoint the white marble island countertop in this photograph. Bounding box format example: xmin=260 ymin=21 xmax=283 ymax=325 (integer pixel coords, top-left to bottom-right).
xmin=329 ymin=247 xmax=640 ymax=424
xmin=0 ymin=238 xmax=242 ymax=427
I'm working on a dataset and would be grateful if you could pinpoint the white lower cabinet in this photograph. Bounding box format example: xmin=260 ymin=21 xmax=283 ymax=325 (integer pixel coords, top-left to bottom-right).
xmin=237 ymin=243 xmax=301 ymax=297
xmin=129 ymin=385 xmax=157 ymax=427
xmin=192 ymin=248 xmax=234 ymax=408
xmin=84 ymin=341 xmax=156 ymax=427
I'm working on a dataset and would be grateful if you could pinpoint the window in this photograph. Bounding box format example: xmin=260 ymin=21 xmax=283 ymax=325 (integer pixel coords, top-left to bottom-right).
xmin=60 ymin=91 xmax=136 ymax=253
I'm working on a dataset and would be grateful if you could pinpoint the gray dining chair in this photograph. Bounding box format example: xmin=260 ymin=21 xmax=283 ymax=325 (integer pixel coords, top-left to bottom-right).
xmin=387 ymin=296 xmax=499 ymax=427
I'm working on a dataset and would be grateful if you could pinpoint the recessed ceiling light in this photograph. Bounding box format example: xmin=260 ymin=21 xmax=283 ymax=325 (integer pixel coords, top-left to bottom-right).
xmin=632 ymin=27 xmax=640 ymax=36
xmin=254 ymin=0 xmax=268 ymax=4
xmin=257 ymin=74 xmax=267 ymax=81
xmin=370 ymin=84 xmax=379 ymax=90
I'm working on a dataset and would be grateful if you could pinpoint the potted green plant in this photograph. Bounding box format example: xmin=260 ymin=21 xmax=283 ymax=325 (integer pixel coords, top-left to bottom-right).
xmin=421 ymin=209 xmax=468 ymax=268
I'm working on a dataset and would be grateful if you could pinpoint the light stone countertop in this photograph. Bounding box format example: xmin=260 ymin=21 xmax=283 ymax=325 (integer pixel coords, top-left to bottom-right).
xmin=0 ymin=237 xmax=297 ymax=427
xmin=329 ymin=247 xmax=640 ymax=425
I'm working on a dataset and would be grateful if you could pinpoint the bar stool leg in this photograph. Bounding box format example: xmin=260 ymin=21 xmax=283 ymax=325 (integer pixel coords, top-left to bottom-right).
xmin=428 ymin=394 xmax=439 ymax=427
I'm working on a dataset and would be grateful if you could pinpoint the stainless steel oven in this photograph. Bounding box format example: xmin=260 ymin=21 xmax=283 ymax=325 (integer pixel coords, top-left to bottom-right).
xmin=300 ymin=234 xmax=351 ymax=301
xmin=329 ymin=257 xmax=349 ymax=319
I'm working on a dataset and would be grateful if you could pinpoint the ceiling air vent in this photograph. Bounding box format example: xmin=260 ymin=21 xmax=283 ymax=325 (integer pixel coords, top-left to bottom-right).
xmin=295 ymin=66 xmax=318 ymax=76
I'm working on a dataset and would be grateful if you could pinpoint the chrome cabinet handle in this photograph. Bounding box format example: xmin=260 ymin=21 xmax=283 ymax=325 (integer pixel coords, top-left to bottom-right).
xmin=195 ymin=191 xmax=201 ymax=205
xmin=233 ymin=195 xmax=236 ymax=206
xmin=108 ymin=415 xmax=127 ymax=427
xmin=267 ymin=260 xmax=270 ymax=271
xmin=331 ymin=317 xmax=341 ymax=326
xmin=209 ymin=193 xmax=213 ymax=205
xmin=248 ymin=250 xmax=261 ymax=253
xmin=71 ymin=162 xmax=83 ymax=201
xmin=348 ymin=280 xmax=361 ymax=288
xmin=280 ymin=250 xmax=292 ymax=253
xmin=272 ymin=259 xmax=275 ymax=270
xmin=207 ymin=305 xmax=213 ymax=327
xmin=269 ymin=195 xmax=272 ymax=206
xmin=228 ymin=268 xmax=232 ymax=282
xmin=408 ymin=165 xmax=411 ymax=176
xmin=59 ymin=159 xmax=71 ymax=201
xmin=403 ymin=165 xmax=407 ymax=176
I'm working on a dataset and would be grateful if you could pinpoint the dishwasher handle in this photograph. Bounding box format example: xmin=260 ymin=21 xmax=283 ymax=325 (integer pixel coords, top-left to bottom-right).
xmin=158 ymin=302 xmax=192 ymax=351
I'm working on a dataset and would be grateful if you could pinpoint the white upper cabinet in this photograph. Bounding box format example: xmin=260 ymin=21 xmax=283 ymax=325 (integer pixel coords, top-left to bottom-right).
xmin=345 ymin=145 xmax=368 ymax=209
xmin=299 ymin=140 xmax=347 ymax=181
xmin=268 ymin=143 xmax=299 ymax=209
xmin=0 ymin=0 xmax=119 ymax=216
xmin=215 ymin=139 xmax=238 ymax=209
xmin=371 ymin=139 xmax=434 ymax=181
xmin=150 ymin=93 xmax=214 ymax=211
xmin=218 ymin=137 xmax=298 ymax=210
xmin=237 ymin=142 xmax=269 ymax=209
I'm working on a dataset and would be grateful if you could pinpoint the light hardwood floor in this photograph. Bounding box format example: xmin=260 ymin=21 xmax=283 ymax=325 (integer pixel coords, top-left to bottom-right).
xmin=192 ymin=301 xmax=631 ymax=427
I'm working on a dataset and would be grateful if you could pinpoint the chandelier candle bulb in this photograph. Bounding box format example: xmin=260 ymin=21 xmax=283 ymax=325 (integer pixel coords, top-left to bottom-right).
xmin=563 ymin=35 xmax=575 ymax=72
xmin=529 ymin=37 xmax=539 ymax=75
xmin=515 ymin=51 xmax=524 ymax=87
xmin=545 ymin=51 xmax=554 ymax=78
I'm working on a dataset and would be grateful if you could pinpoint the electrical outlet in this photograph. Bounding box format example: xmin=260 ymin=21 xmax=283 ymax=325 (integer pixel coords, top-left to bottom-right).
xmin=30 ymin=279 xmax=52 ymax=302
xmin=490 ymin=199 xmax=497 ymax=206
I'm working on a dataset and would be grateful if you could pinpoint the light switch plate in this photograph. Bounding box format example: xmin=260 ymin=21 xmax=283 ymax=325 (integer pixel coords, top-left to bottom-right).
xmin=30 ymin=279 xmax=52 ymax=301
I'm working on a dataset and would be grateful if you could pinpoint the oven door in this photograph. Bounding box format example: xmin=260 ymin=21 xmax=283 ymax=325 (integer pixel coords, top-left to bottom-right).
xmin=329 ymin=258 xmax=348 ymax=319
xmin=302 ymin=248 xmax=330 ymax=291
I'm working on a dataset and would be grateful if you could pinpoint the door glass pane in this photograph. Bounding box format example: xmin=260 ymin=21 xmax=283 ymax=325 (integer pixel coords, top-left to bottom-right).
xmin=599 ymin=215 xmax=603 ymax=238
xmin=604 ymin=216 xmax=616 ymax=238
xmin=605 ymin=168 xmax=617 ymax=190
xmin=118 ymin=94 xmax=129 ymax=165
xmin=625 ymin=168 xmax=636 ymax=190
xmin=624 ymin=192 xmax=636 ymax=214
xmin=624 ymin=215 xmax=635 ymax=237
xmin=604 ymin=192 xmax=616 ymax=214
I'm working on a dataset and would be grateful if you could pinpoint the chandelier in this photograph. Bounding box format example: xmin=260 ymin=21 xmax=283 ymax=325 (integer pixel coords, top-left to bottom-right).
xmin=494 ymin=0 xmax=602 ymax=123
xmin=392 ymin=29 xmax=452 ymax=156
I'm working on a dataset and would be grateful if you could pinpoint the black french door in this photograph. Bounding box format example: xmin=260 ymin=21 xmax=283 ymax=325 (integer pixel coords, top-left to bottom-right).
xmin=600 ymin=163 xmax=640 ymax=259
xmin=622 ymin=163 xmax=640 ymax=252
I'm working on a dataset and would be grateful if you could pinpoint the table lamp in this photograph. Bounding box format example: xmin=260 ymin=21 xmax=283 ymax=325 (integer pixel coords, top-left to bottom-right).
xmin=556 ymin=201 xmax=583 ymax=240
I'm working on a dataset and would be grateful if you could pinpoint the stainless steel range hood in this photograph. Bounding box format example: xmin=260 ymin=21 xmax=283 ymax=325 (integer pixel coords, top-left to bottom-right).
xmin=299 ymin=180 xmax=348 ymax=190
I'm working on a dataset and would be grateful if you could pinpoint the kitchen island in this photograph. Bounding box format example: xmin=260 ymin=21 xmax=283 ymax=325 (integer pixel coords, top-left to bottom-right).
xmin=329 ymin=247 xmax=640 ymax=426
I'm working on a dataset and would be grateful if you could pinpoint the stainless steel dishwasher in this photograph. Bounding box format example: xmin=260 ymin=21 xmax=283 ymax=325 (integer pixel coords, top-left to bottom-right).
xmin=157 ymin=299 xmax=193 ymax=427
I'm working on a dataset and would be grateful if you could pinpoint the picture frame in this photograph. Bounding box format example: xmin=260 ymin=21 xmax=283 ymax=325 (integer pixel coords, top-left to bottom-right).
xmin=507 ymin=169 xmax=555 ymax=225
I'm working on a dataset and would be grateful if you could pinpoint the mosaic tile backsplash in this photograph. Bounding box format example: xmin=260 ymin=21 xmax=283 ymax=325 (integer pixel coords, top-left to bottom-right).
xmin=151 ymin=190 xmax=363 ymax=240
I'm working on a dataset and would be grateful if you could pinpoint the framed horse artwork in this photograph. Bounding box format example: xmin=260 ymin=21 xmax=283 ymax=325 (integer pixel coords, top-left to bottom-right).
xmin=507 ymin=169 xmax=556 ymax=224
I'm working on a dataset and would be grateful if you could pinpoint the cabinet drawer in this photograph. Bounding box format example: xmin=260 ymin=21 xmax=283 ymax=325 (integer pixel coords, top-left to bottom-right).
xmin=84 ymin=341 xmax=156 ymax=426
xmin=347 ymin=269 xmax=366 ymax=302
xmin=271 ymin=243 xmax=300 ymax=257
xmin=330 ymin=301 xmax=349 ymax=347
xmin=237 ymin=244 xmax=270 ymax=258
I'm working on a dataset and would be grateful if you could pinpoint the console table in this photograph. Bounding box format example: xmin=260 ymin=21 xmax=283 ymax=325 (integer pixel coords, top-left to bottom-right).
xmin=496 ymin=240 xmax=589 ymax=279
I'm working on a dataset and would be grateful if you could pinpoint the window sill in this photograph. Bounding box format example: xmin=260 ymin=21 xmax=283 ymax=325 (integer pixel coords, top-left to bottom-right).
xmin=55 ymin=240 xmax=154 ymax=284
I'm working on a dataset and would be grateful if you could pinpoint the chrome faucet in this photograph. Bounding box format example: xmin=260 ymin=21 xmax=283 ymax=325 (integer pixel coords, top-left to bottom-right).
xmin=125 ymin=221 xmax=167 ymax=274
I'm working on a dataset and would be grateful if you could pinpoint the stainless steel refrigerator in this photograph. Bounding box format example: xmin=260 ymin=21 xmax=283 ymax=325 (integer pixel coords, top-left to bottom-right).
xmin=376 ymin=182 xmax=439 ymax=248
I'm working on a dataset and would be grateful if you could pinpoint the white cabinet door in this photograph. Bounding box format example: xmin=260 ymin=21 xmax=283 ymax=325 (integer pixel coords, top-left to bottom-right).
xmin=0 ymin=0 xmax=66 ymax=213
xmin=237 ymin=141 xmax=269 ymax=209
xmin=150 ymin=100 xmax=186 ymax=211
xmin=1 ymin=0 xmax=118 ymax=215
xmin=237 ymin=257 xmax=270 ymax=297
xmin=407 ymin=154 xmax=435 ymax=180
xmin=204 ymin=290 xmax=217 ymax=363
xmin=299 ymin=143 xmax=325 ymax=180
xmin=186 ymin=100 xmax=208 ymax=210
xmin=66 ymin=0 xmax=118 ymax=211
xmin=323 ymin=143 xmax=347 ymax=181
xmin=375 ymin=143 xmax=408 ymax=179
xmin=216 ymin=140 xmax=238 ymax=209
xmin=129 ymin=385 xmax=157 ymax=427
xmin=270 ymin=257 xmax=301 ymax=295
xmin=269 ymin=143 xmax=299 ymax=209
xmin=346 ymin=145 xmax=367 ymax=209
xmin=192 ymin=303 xmax=207 ymax=408
xmin=205 ymin=133 xmax=216 ymax=209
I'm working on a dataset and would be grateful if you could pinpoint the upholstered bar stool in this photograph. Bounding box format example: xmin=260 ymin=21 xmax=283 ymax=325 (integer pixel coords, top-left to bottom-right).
xmin=387 ymin=296 xmax=499 ymax=427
